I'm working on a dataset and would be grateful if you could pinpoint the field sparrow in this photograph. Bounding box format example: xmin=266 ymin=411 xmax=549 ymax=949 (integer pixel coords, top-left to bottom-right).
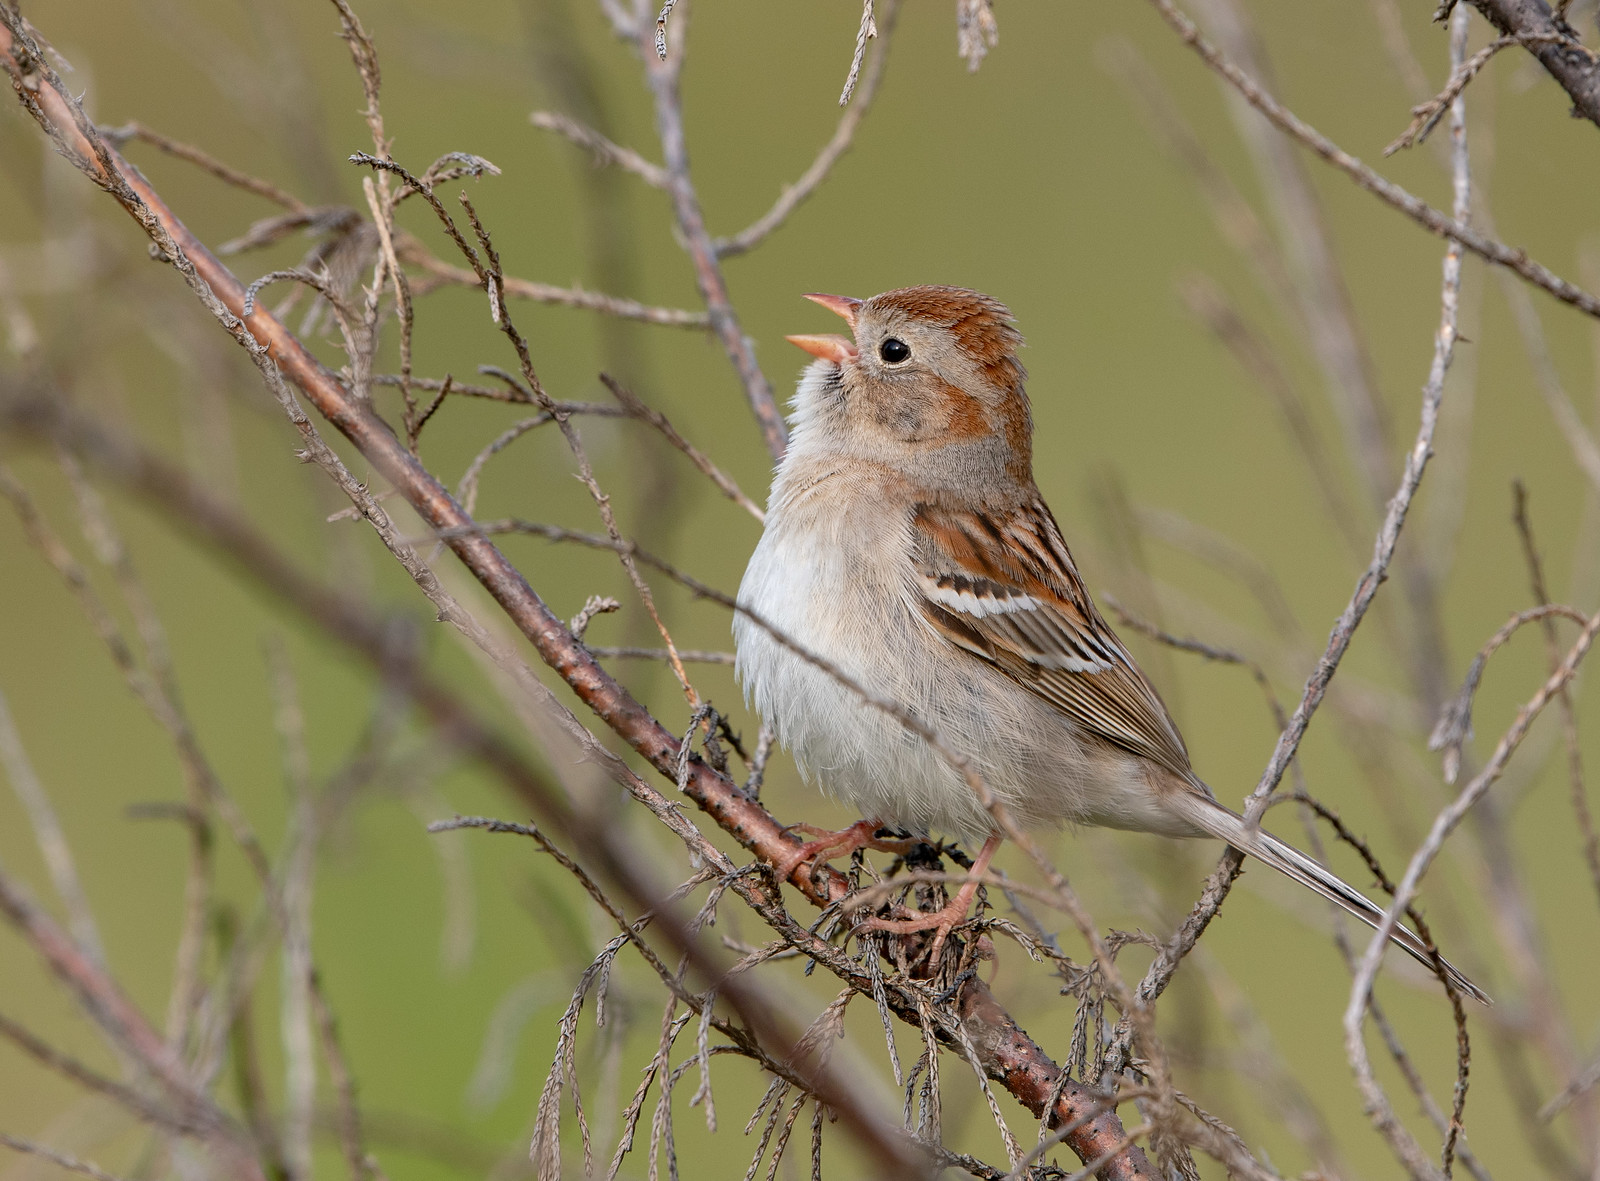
xmin=734 ymin=285 xmax=1485 ymax=1001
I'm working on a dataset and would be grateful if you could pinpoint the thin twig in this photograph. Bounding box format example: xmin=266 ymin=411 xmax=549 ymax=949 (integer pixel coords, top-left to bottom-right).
xmin=600 ymin=373 xmax=764 ymax=521
xmin=838 ymin=1 xmax=877 ymax=105
xmin=1347 ymin=609 xmax=1600 ymax=1179
xmin=0 ymin=1010 xmax=206 ymax=1137
xmin=268 ymin=638 xmax=317 ymax=1181
xmin=1339 ymin=11 xmax=1475 ymax=1174
xmin=1541 ymin=1057 xmax=1600 ymax=1122
xmin=1147 ymin=0 xmax=1600 ymax=321
xmin=1195 ymin=0 xmax=1395 ymax=518
xmin=1384 ymin=34 xmax=1572 ymax=154
xmin=404 ymin=249 xmax=708 ymax=327
xmin=0 ymin=869 xmax=259 ymax=1174
xmin=530 ymin=110 xmax=668 ymax=188
xmin=1174 ymin=272 xmax=1366 ymax=552
xmin=0 ymin=1133 xmax=132 ymax=1181
xmin=715 ymin=0 xmax=901 ymax=259
xmin=458 ymin=192 xmax=701 ymax=704
xmin=100 ymin=120 xmax=308 ymax=211
xmin=589 ymin=646 xmax=735 ymax=665
xmin=636 ymin=11 xmax=786 ymax=457
xmin=0 ymin=685 xmax=105 ymax=968
xmin=1511 ymin=482 xmax=1600 ymax=910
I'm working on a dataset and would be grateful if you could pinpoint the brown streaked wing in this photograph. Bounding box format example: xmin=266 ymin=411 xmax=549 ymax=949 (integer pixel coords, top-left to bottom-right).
xmin=909 ymin=500 xmax=1193 ymax=777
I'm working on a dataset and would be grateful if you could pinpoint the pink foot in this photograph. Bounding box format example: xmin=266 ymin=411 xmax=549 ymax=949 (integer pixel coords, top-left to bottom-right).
xmin=770 ymin=819 xmax=915 ymax=888
xmin=863 ymin=833 xmax=1002 ymax=962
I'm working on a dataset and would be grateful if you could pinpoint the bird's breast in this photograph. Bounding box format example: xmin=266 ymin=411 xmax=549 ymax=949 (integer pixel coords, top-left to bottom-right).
xmin=735 ymin=489 xmax=914 ymax=685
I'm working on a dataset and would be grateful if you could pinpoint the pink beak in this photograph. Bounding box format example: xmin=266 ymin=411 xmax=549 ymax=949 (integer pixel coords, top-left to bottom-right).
xmin=787 ymin=292 xmax=864 ymax=365
xmin=785 ymin=333 xmax=857 ymax=364
xmin=802 ymin=292 xmax=863 ymax=328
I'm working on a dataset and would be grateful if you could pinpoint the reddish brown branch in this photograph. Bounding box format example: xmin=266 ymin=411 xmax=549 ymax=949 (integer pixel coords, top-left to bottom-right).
xmin=9 ymin=393 xmax=1156 ymax=1180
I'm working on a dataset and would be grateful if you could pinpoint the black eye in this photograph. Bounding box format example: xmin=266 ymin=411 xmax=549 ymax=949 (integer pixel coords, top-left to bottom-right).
xmin=879 ymin=337 xmax=910 ymax=364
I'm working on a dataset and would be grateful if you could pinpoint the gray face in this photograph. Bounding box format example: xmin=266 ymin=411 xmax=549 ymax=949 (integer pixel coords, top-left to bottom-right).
xmin=784 ymin=286 xmax=1033 ymax=490
xmin=826 ymin=311 xmax=986 ymax=445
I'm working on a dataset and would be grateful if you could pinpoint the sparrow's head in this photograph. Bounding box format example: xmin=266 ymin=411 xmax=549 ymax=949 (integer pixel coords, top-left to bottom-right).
xmin=785 ymin=285 xmax=1032 ymax=486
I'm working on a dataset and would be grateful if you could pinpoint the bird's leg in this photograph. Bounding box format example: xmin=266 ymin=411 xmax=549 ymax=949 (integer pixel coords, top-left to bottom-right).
xmin=770 ymin=818 xmax=915 ymax=887
xmin=863 ymin=833 xmax=1002 ymax=963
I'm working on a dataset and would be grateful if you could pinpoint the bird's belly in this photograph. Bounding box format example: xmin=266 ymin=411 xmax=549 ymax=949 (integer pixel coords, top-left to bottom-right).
xmin=734 ymin=524 xmax=1163 ymax=844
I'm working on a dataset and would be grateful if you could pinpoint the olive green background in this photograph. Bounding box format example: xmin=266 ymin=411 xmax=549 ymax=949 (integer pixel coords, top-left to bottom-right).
xmin=3 ymin=1 xmax=1599 ymax=1178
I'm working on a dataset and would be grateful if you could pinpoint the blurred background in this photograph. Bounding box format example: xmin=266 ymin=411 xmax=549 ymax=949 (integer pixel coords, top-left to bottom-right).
xmin=3 ymin=0 xmax=1599 ymax=1177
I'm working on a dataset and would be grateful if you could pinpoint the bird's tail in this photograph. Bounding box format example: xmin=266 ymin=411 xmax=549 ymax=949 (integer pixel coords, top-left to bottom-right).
xmin=1172 ymin=793 xmax=1490 ymax=1005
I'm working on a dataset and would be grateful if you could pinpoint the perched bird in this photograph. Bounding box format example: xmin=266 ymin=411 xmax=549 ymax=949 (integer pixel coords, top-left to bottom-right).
xmin=734 ymin=284 xmax=1485 ymax=1001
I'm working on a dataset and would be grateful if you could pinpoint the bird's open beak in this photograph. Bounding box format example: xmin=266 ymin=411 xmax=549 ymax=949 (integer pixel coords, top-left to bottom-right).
xmin=785 ymin=333 xmax=858 ymax=364
xmin=787 ymin=292 xmax=863 ymax=365
xmin=802 ymin=292 xmax=863 ymax=328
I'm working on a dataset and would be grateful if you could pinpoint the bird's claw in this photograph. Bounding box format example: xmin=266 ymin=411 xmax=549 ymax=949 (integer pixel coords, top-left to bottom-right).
xmin=769 ymin=819 xmax=912 ymax=886
xmin=863 ymin=899 xmax=976 ymax=964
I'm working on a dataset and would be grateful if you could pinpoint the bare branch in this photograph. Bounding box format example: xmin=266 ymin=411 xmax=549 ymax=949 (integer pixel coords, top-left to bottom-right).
xmin=839 ymin=1 xmax=878 ymax=105
xmin=0 ymin=869 xmax=258 ymax=1175
xmin=0 ymin=1133 xmax=132 ymax=1181
xmin=0 ymin=1010 xmax=204 ymax=1137
xmin=1104 ymin=0 xmax=1478 ymax=1094
xmin=589 ymin=646 xmax=734 ymax=665
xmin=1541 ymin=1056 xmax=1600 ymax=1122
xmin=1512 ymin=482 xmax=1600 ymax=911
xmin=1384 ymin=34 xmax=1573 ymax=154
xmin=634 ymin=14 xmax=786 ymax=457
xmin=1193 ymin=0 xmax=1395 ymax=516
xmin=1147 ymin=0 xmax=1600 ymax=321
xmin=0 ymin=685 xmax=105 ymax=967
xmin=715 ymin=0 xmax=901 ymax=259
xmin=1342 ymin=11 xmax=1477 ymax=1173
xmin=530 ymin=110 xmax=667 ymax=189
xmin=100 ymin=120 xmax=308 ymax=211
xmin=1428 ymin=604 xmax=1590 ymax=784
xmin=600 ymin=373 xmax=765 ymax=522
xmin=1463 ymin=0 xmax=1600 ymax=130
xmin=1348 ymin=608 xmax=1600 ymax=1173
xmin=403 ymin=249 xmax=709 ymax=327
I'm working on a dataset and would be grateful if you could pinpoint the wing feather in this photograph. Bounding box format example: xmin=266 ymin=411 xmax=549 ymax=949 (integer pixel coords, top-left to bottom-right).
xmin=910 ymin=500 xmax=1192 ymax=777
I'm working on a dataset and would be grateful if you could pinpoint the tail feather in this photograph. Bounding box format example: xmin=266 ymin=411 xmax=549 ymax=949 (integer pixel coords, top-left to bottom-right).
xmin=1175 ymin=794 xmax=1490 ymax=1005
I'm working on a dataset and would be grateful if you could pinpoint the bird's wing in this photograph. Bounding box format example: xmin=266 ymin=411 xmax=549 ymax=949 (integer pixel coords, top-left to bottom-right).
xmin=907 ymin=498 xmax=1192 ymax=778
